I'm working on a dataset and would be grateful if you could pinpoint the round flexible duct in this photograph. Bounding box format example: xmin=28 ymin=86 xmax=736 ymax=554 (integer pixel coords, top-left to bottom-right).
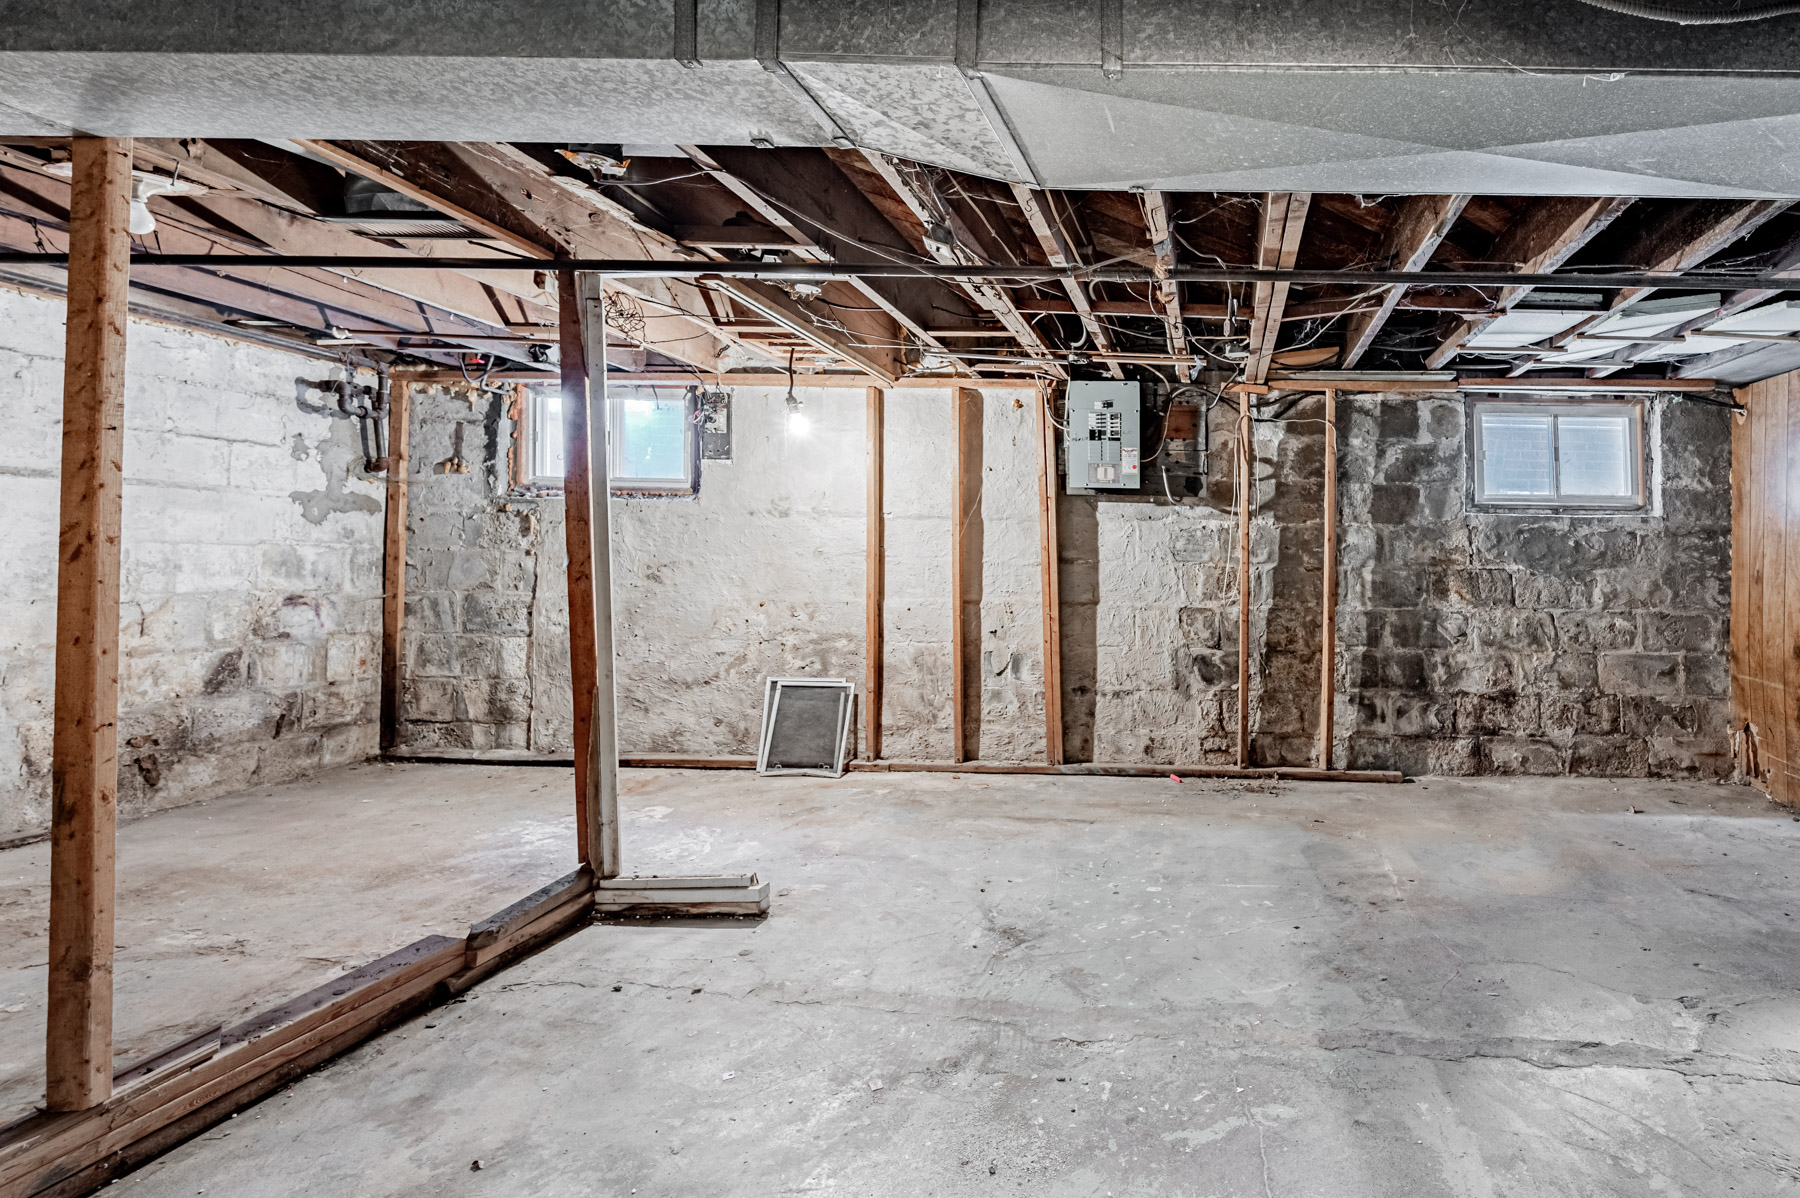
xmin=1573 ymin=0 xmax=1800 ymax=23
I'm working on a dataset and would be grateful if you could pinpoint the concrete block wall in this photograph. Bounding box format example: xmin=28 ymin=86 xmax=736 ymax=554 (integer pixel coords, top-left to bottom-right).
xmin=0 ymin=287 xmax=384 ymax=841
xmin=1335 ymin=393 xmax=1732 ymax=778
xmin=400 ymin=384 xmax=549 ymax=751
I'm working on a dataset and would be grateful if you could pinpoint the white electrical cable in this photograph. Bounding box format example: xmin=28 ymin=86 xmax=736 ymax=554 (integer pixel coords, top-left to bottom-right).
xmin=1573 ymin=0 xmax=1800 ymax=22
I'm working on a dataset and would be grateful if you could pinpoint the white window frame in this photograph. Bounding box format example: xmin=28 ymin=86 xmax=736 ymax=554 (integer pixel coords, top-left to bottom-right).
xmin=518 ymin=385 xmax=566 ymax=489
xmin=1469 ymin=398 xmax=1647 ymax=512
xmin=516 ymin=384 xmax=698 ymax=496
xmin=607 ymin=386 xmax=697 ymax=496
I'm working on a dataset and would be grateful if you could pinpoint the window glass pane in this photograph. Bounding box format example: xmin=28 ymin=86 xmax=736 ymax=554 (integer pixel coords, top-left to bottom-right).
xmin=1556 ymin=414 xmax=1633 ymax=497
xmin=616 ymin=394 xmax=688 ymax=482
xmin=533 ymin=390 xmax=564 ymax=480
xmin=1480 ymin=413 xmax=1554 ymax=497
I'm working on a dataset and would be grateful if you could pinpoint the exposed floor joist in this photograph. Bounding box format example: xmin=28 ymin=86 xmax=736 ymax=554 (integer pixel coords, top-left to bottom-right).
xmin=1339 ymin=193 xmax=1470 ymax=368
xmin=1138 ymin=191 xmax=1188 ymax=360
xmin=1010 ymin=184 xmax=1123 ymax=379
xmin=1424 ymin=196 xmax=1635 ymax=369
xmin=1244 ymin=192 xmax=1312 ymax=385
xmin=851 ymin=150 xmax=1062 ymax=377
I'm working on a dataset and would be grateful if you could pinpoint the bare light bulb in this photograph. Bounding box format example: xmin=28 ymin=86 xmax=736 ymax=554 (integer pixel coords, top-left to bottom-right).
xmin=786 ymin=409 xmax=811 ymax=437
xmin=128 ymin=194 xmax=156 ymax=235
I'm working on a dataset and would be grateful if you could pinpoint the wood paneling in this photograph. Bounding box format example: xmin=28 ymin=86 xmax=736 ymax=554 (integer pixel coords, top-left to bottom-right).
xmin=1732 ymin=369 xmax=1800 ymax=803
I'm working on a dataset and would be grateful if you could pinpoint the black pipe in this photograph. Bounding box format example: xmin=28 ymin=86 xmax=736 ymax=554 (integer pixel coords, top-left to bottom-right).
xmin=0 ymin=251 xmax=1789 ymax=293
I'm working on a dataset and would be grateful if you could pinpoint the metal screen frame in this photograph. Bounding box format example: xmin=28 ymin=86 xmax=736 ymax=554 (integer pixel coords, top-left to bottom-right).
xmin=757 ymin=677 xmax=855 ymax=778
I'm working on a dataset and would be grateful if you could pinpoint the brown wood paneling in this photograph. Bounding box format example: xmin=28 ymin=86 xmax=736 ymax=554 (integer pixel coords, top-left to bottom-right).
xmin=1730 ymin=369 xmax=1800 ymax=804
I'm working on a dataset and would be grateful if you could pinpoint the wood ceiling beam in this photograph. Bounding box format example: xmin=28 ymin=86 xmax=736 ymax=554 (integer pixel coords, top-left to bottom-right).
xmin=135 ymin=138 xmax=345 ymax=216
xmin=675 ymin=147 xmax=973 ymax=375
xmin=182 ymin=195 xmax=554 ymax=328
xmin=1698 ymin=221 xmax=1800 ymax=323
xmin=1424 ymin=195 xmax=1635 ymax=369
xmin=1138 ymin=191 xmax=1187 ymax=359
xmin=1243 ymin=192 xmax=1312 ymax=385
xmin=1603 ymin=198 xmax=1792 ymax=312
xmin=0 ymin=171 xmax=534 ymax=365
xmin=1339 ymin=193 xmax=1471 ymax=368
xmin=852 ymin=151 xmax=1061 ymax=377
xmin=1568 ymin=198 xmax=1793 ymax=378
xmin=1009 ymin=184 xmax=1122 ymax=378
xmin=298 ymin=140 xmax=750 ymax=373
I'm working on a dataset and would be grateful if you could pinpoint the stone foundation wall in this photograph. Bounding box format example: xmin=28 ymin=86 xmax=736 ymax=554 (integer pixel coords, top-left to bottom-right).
xmin=403 ymin=381 xmax=1731 ymax=779
xmin=0 ymin=287 xmax=384 ymax=840
xmin=1336 ymin=392 xmax=1731 ymax=778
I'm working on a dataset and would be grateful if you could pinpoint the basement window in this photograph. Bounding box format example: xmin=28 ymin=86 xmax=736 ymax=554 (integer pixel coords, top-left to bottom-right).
xmin=518 ymin=385 xmax=697 ymax=496
xmin=1470 ymin=400 xmax=1645 ymax=511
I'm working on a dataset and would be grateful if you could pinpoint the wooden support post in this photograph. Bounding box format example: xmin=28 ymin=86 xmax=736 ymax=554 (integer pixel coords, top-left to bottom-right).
xmin=559 ymin=271 xmax=616 ymax=876
xmin=950 ymin=386 xmax=983 ymax=763
xmin=578 ymin=274 xmax=621 ymax=878
xmin=1036 ymin=386 xmax=1064 ymax=765
xmin=47 ymin=136 xmax=132 ymax=1113
xmin=379 ymin=379 xmax=411 ymax=750
xmin=864 ymin=386 xmax=885 ymax=761
xmin=1318 ymin=389 xmax=1338 ymax=771
xmin=1236 ymin=384 xmax=1254 ymax=768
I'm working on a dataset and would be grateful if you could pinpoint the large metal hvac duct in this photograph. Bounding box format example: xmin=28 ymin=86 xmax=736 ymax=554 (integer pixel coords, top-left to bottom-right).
xmin=2 ymin=0 xmax=1799 ymax=196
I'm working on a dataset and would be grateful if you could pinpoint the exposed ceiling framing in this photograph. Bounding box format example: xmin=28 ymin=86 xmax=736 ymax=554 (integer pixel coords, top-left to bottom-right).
xmin=1 ymin=135 xmax=1797 ymax=389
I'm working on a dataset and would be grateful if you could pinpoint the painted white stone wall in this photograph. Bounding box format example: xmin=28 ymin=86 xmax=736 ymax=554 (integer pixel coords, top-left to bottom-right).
xmin=0 ymin=287 xmax=384 ymax=840
xmin=504 ymin=384 xmax=1046 ymax=762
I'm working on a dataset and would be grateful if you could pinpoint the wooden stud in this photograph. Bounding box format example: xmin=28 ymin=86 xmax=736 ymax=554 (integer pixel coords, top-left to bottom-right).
xmin=951 ymin=387 xmax=984 ymax=762
xmin=379 ymin=379 xmax=411 ymax=751
xmin=576 ymin=273 xmax=622 ymax=878
xmin=558 ymin=271 xmax=604 ymax=871
xmin=865 ymin=386 xmax=885 ymax=761
xmin=1783 ymin=372 xmax=1800 ymax=804
xmin=1236 ymin=384 xmax=1254 ymax=768
xmin=1036 ymin=386 xmax=1065 ymax=765
xmin=1767 ymin=374 xmax=1793 ymax=803
xmin=1318 ymin=389 xmax=1338 ymax=771
xmin=46 ymin=136 xmax=132 ymax=1113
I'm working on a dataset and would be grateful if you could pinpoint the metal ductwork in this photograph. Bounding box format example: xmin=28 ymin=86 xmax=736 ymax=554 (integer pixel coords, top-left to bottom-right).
xmin=3 ymin=0 xmax=1800 ymax=196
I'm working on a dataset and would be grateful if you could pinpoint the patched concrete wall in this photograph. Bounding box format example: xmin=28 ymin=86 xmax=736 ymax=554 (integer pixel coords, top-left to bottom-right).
xmin=400 ymin=384 xmax=549 ymax=751
xmin=438 ymin=384 xmax=1043 ymax=761
xmin=1056 ymin=413 xmax=1287 ymax=767
xmin=0 ymin=287 xmax=384 ymax=841
xmin=1336 ymin=393 xmax=1732 ymax=778
xmin=424 ymin=380 xmax=1727 ymax=778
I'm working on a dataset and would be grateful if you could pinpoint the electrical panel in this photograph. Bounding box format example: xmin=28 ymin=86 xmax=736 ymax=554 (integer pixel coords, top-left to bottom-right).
xmin=1065 ymin=381 xmax=1141 ymax=493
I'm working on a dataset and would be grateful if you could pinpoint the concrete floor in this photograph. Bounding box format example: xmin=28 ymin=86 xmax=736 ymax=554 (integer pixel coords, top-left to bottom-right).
xmin=8 ymin=765 xmax=1800 ymax=1196
xmin=0 ymin=761 xmax=576 ymax=1126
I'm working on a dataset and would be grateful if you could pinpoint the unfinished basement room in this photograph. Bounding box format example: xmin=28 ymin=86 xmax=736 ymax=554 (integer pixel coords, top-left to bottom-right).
xmin=4 ymin=2 xmax=1800 ymax=1195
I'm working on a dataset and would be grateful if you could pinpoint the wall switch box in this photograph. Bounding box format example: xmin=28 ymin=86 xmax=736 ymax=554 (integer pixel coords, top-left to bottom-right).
xmin=1065 ymin=381 xmax=1141 ymax=493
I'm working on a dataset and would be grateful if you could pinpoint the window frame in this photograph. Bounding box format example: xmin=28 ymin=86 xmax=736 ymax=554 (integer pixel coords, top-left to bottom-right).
xmin=1468 ymin=398 xmax=1648 ymax=513
xmin=514 ymin=384 xmax=567 ymax=491
xmin=513 ymin=383 xmax=699 ymax=498
xmin=607 ymin=385 xmax=698 ymax=497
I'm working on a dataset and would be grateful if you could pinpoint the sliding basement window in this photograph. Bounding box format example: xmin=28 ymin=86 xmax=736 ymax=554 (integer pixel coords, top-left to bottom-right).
xmin=1469 ymin=399 xmax=1646 ymax=512
xmin=519 ymin=385 xmax=698 ymax=496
